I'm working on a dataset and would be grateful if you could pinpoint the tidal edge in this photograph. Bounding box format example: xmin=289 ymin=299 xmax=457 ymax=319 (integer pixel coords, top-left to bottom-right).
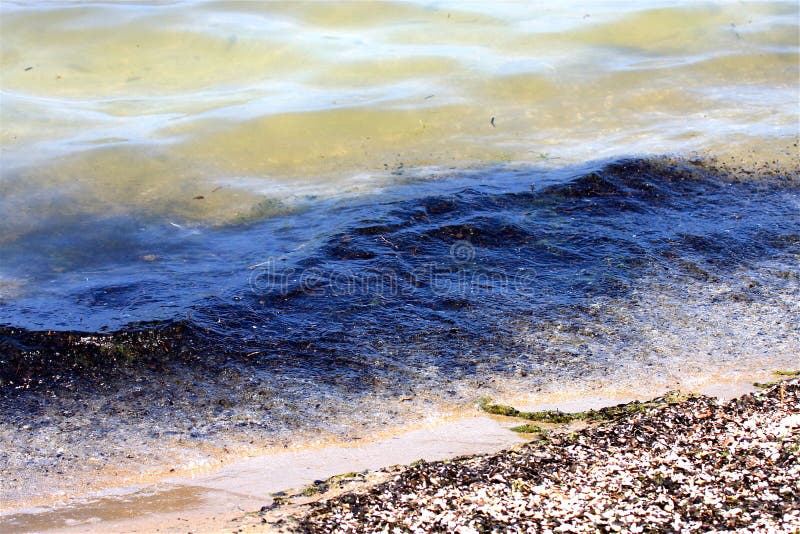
xmin=263 ymin=379 xmax=799 ymax=533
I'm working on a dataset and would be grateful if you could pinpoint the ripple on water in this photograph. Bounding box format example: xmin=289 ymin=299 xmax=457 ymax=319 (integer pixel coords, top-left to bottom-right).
xmin=0 ymin=156 xmax=798 ymax=507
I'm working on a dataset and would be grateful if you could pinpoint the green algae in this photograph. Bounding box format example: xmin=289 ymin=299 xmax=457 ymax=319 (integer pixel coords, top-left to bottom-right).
xmin=509 ymin=424 xmax=547 ymax=435
xmin=480 ymin=391 xmax=698 ymax=429
xmin=298 ymin=470 xmax=365 ymax=498
xmin=754 ymin=371 xmax=800 ymax=388
xmin=478 ymin=398 xmax=524 ymax=418
xmin=301 ymin=484 xmax=324 ymax=497
xmin=330 ymin=471 xmax=360 ymax=480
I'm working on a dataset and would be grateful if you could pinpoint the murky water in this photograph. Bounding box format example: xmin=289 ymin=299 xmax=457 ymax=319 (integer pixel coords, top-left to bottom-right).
xmin=0 ymin=0 xmax=798 ymax=513
xmin=2 ymin=1 xmax=798 ymax=233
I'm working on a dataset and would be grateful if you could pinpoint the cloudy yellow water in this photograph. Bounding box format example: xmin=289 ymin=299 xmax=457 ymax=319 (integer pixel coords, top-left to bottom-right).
xmin=1 ymin=0 xmax=798 ymax=233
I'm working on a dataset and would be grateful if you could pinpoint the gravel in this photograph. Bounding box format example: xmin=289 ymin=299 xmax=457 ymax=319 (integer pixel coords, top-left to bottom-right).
xmin=291 ymin=379 xmax=800 ymax=533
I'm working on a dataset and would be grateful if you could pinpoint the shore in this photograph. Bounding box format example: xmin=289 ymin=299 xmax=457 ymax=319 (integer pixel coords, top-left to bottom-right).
xmin=3 ymin=155 xmax=799 ymax=528
xmin=2 ymin=0 xmax=799 ymax=530
xmin=280 ymin=378 xmax=800 ymax=533
xmin=3 ymin=374 xmax=796 ymax=533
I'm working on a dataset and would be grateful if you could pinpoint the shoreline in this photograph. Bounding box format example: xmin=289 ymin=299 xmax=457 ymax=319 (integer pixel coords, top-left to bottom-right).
xmin=3 ymin=154 xmax=798 ymax=523
xmin=2 ymin=372 xmax=794 ymax=533
xmin=289 ymin=377 xmax=799 ymax=533
xmin=2 ymin=0 xmax=798 ymax=528
xmin=2 ymin=354 xmax=792 ymax=512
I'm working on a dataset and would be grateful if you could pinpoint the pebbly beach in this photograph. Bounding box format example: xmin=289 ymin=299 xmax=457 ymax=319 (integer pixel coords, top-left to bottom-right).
xmin=266 ymin=378 xmax=800 ymax=533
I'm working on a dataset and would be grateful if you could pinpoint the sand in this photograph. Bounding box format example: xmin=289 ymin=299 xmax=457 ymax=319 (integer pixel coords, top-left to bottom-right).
xmin=1 ymin=376 xmax=786 ymax=533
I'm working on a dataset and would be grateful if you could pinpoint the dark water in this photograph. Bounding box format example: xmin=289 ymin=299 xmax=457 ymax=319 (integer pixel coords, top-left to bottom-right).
xmin=1 ymin=157 xmax=799 ymax=508
xmin=2 ymin=158 xmax=798 ymax=400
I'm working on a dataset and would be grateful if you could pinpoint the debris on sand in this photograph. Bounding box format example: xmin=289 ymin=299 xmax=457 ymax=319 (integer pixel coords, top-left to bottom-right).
xmin=285 ymin=380 xmax=799 ymax=533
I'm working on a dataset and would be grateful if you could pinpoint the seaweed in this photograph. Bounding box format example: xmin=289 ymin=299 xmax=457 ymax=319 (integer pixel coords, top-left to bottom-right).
xmin=509 ymin=424 xmax=547 ymax=435
xmin=480 ymin=391 xmax=697 ymax=428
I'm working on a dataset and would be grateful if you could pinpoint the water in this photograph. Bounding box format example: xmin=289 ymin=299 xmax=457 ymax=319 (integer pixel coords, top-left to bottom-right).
xmin=1 ymin=1 xmax=797 ymax=234
xmin=0 ymin=0 xmax=798 ymax=510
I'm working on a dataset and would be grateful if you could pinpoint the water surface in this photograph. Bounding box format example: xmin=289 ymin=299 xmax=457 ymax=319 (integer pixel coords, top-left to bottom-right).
xmin=1 ymin=0 xmax=797 ymax=236
xmin=0 ymin=0 xmax=798 ymax=512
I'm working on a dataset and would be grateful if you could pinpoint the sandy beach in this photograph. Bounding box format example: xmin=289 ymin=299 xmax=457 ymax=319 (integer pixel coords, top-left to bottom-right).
xmin=3 ymin=374 xmax=797 ymax=533
xmin=277 ymin=378 xmax=800 ymax=533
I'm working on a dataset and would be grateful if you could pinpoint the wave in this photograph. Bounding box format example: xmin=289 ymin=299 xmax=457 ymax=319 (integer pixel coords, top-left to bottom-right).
xmin=2 ymin=157 xmax=798 ymax=398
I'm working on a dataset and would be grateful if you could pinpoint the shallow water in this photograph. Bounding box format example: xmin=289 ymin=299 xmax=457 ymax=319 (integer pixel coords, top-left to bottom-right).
xmin=0 ymin=415 xmax=525 ymax=533
xmin=1 ymin=1 xmax=798 ymax=232
xmin=0 ymin=0 xmax=799 ymax=512
xmin=1 ymin=158 xmax=798 ymax=509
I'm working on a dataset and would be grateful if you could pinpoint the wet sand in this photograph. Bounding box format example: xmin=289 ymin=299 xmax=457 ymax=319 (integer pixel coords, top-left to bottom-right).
xmin=2 ymin=415 xmax=524 ymax=533
xmin=0 ymin=375 xmax=777 ymax=533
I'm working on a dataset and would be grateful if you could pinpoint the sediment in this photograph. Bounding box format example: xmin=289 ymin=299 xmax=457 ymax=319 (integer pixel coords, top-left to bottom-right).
xmin=285 ymin=380 xmax=800 ymax=533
